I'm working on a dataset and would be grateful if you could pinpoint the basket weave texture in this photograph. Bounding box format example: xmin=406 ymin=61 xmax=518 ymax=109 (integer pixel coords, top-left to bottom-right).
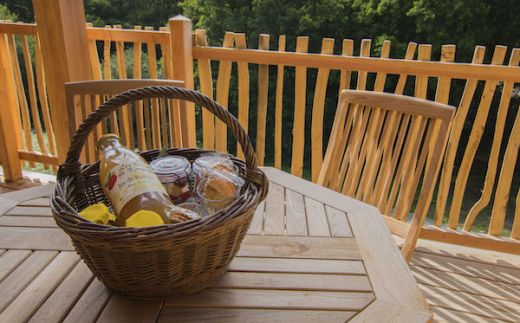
xmin=51 ymin=87 xmax=268 ymax=298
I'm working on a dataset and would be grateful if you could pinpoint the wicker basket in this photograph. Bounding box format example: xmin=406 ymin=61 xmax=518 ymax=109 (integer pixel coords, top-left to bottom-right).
xmin=51 ymin=86 xmax=268 ymax=298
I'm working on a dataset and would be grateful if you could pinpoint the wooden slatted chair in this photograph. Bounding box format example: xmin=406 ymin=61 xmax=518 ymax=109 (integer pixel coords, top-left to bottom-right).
xmin=318 ymin=90 xmax=455 ymax=261
xmin=65 ymin=79 xmax=184 ymax=163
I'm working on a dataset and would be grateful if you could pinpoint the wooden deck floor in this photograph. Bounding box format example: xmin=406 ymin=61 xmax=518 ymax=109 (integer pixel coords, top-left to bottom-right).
xmin=1 ymin=170 xmax=519 ymax=322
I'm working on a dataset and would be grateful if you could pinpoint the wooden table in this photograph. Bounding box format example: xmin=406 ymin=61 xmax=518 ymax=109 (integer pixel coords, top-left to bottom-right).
xmin=0 ymin=167 xmax=431 ymax=322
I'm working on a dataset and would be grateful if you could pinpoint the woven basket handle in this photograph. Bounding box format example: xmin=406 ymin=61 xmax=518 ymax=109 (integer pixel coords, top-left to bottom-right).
xmin=61 ymin=86 xmax=257 ymax=174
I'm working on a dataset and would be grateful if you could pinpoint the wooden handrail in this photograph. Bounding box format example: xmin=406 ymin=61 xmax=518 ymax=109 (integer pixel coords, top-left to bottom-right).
xmin=0 ymin=22 xmax=37 ymax=35
xmin=192 ymin=46 xmax=520 ymax=81
xmin=86 ymin=26 xmax=170 ymax=44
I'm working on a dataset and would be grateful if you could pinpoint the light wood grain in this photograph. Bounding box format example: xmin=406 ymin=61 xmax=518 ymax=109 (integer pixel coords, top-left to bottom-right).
xmin=0 ymin=251 xmax=58 ymax=312
xmin=214 ymin=32 xmax=235 ymax=152
xmin=169 ymin=16 xmax=196 ymax=147
xmin=192 ymin=46 xmax=520 ymax=82
xmin=29 ymin=261 xmax=93 ymax=323
xmin=263 ymin=182 xmax=285 ymax=235
xmin=0 ymin=216 xmax=56 ymax=228
xmin=228 ymin=257 xmax=366 ymax=275
xmin=166 ymin=288 xmax=374 ymax=311
xmin=195 ymin=29 xmax=215 ymax=150
xmin=96 ymin=294 xmax=162 ymax=323
xmin=158 ymin=308 xmax=355 ymax=322
xmin=62 ymin=279 xmax=112 ymax=323
xmin=238 ymin=235 xmax=361 ymax=260
xmin=311 ymin=38 xmax=334 ymax=182
xmin=255 ymin=34 xmax=270 ymax=166
xmin=0 ymin=249 xmax=31 ymax=282
xmin=248 ymin=201 xmax=264 ymax=234
xmin=0 ymin=33 xmax=23 ymax=180
xmin=33 ymin=0 xmax=93 ymax=162
xmin=285 ymin=189 xmax=307 ymax=236
xmin=290 ymin=36 xmax=309 ymax=177
xmin=325 ymin=205 xmax=352 ymax=238
xmin=466 ymin=49 xmax=520 ymax=232
xmin=6 ymin=206 xmax=52 ymax=216
xmin=0 ymin=252 xmax=78 ymax=323
xmin=235 ymin=33 xmax=250 ymax=160
xmin=274 ymin=35 xmax=286 ymax=169
xmin=448 ymin=45 xmax=507 ymax=230
xmin=214 ymin=271 xmax=372 ymax=292
xmin=305 ymin=196 xmax=330 ymax=237
xmin=0 ymin=227 xmax=73 ymax=250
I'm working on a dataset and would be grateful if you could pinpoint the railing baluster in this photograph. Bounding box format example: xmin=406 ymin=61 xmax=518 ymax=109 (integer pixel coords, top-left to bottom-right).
xmin=311 ymin=38 xmax=334 ymax=182
xmin=448 ymin=46 xmax=507 ymax=229
xmin=195 ymin=29 xmax=215 ymax=150
xmin=274 ymin=35 xmax=286 ymax=169
xmin=21 ymin=35 xmax=48 ymax=168
xmin=490 ymin=98 xmax=520 ymax=236
xmin=215 ymin=32 xmax=235 ymax=153
xmin=255 ymin=34 xmax=270 ymax=166
xmin=235 ymin=33 xmax=249 ymax=160
xmin=435 ymin=46 xmax=486 ymax=226
xmin=7 ymin=34 xmax=34 ymax=165
xmin=465 ymin=49 xmax=520 ymax=231
xmin=290 ymin=36 xmax=309 ymax=177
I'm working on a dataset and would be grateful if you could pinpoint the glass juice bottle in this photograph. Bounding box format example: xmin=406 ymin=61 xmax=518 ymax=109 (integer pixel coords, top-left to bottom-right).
xmin=97 ymin=134 xmax=192 ymax=226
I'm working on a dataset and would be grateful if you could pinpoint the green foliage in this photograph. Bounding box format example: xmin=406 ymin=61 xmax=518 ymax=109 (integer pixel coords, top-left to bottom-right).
xmin=0 ymin=3 xmax=17 ymax=20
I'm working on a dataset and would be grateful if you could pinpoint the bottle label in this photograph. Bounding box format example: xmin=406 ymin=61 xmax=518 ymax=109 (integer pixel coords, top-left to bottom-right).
xmin=101 ymin=161 xmax=167 ymax=214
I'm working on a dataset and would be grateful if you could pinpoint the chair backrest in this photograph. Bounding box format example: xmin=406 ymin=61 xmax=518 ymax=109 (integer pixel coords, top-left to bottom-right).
xmin=65 ymin=79 xmax=184 ymax=163
xmin=319 ymin=90 xmax=454 ymax=223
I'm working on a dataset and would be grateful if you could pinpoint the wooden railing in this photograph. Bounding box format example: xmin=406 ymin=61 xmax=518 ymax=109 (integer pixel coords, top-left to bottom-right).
xmin=0 ymin=21 xmax=58 ymax=170
xmin=0 ymin=15 xmax=519 ymax=253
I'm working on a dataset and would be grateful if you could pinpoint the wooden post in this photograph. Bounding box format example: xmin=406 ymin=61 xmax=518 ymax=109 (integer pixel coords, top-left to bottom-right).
xmin=169 ymin=16 xmax=196 ymax=148
xmin=0 ymin=35 xmax=23 ymax=181
xmin=33 ymin=0 xmax=93 ymax=163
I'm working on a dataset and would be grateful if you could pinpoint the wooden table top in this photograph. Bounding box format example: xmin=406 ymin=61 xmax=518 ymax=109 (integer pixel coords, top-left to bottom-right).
xmin=0 ymin=167 xmax=431 ymax=322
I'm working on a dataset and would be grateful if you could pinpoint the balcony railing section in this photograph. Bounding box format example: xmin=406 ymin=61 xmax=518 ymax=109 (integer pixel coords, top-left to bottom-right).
xmin=0 ymin=19 xmax=519 ymax=253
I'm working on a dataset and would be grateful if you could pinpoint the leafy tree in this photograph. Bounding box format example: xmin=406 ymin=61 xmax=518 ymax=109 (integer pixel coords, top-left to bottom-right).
xmin=0 ymin=3 xmax=17 ymax=20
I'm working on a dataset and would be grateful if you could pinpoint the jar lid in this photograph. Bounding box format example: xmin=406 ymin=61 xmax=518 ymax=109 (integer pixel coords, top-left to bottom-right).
xmin=192 ymin=153 xmax=234 ymax=174
xmin=150 ymin=156 xmax=190 ymax=175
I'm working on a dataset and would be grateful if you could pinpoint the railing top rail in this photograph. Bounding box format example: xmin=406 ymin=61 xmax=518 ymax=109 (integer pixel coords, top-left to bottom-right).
xmin=0 ymin=21 xmax=37 ymax=35
xmin=193 ymin=46 xmax=520 ymax=82
xmin=86 ymin=26 xmax=169 ymax=44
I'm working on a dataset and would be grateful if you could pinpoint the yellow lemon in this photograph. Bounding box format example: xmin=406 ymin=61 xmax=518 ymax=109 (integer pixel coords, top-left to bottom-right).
xmin=125 ymin=210 xmax=165 ymax=227
xmin=79 ymin=203 xmax=116 ymax=224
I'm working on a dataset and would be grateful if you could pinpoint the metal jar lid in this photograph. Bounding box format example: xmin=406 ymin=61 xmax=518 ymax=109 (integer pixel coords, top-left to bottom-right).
xmin=150 ymin=156 xmax=191 ymax=176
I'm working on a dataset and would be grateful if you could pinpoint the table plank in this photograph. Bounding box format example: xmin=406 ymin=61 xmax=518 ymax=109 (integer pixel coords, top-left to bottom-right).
xmin=0 ymin=227 xmax=73 ymax=250
xmin=238 ymin=235 xmax=361 ymax=260
xmin=6 ymin=206 xmax=52 ymax=217
xmin=263 ymin=182 xmax=285 ymax=235
xmin=346 ymin=202 xmax=431 ymax=322
xmin=325 ymin=205 xmax=353 ymax=238
xmin=29 ymin=261 xmax=94 ymax=323
xmin=158 ymin=308 xmax=356 ymax=323
xmin=0 ymin=251 xmax=57 ymax=312
xmin=0 ymin=249 xmax=32 ymax=282
xmin=285 ymin=189 xmax=307 ymax=236
xmin=166 ymin=288 xmax=375 ymax=311
xmin=96 ymin=295 xmax=163 ymax=323
xmin=0 ymin=216 xmax=57 ymax=228
xmin=248 ymin=201 xmax=264 ymax=234
xmin=228 ymin=257 xmax=366 ymax=275
xmin=305 ymin=196 xmax=330 ymax=237
xmin=63 ymin=279 xmax=112 ymax=323
xmin=18 ymin=198 xmax=50 ymax=207
xmin=0 ymin=184 xmax=55 ymax=202
xmin=0 ymin=197 xmax=18 ymax=215
xmin=0 ymin=252 xmax=79 ymax=323
xmin=213 ymin=272 xmax=372 ymax=292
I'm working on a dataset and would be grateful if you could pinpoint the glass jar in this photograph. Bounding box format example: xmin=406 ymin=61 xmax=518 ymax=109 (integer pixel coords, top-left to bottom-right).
xmin=150 ymin=155 xmax=192 ymax=203
xmin=192 ymin=153 xmax=238 ymax=188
